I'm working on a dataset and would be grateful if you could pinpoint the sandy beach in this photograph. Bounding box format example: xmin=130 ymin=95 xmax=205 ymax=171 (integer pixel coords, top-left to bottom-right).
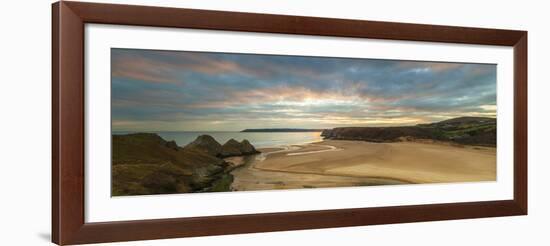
xmin=230 ymin=140 xmax=496 ymax=191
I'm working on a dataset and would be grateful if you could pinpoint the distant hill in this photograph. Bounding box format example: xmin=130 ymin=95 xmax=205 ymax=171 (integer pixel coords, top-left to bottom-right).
xmin=241 ymin=128 xmax=324 ymax=132
xmin=321 ymin=116 xmax=496 ymax=146
xmin=436 ymin=116 xmax=496 ymax=125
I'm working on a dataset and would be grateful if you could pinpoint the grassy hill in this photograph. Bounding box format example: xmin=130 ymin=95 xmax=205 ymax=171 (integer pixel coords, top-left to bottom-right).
xmin=241 ymin=128 xmax=324 ymax=132
xmin=112 ymin=133 xmax=256 ymax=196
xmin=322 ymin=116 xmax=496 ymax=146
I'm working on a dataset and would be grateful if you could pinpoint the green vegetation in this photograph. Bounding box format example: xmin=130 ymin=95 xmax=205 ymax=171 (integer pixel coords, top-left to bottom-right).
xmin=203 ymin=173 xmax=234 ymax=192
xmin=439 ymin=124 xmax=496 ymax=139
xmin=421 ymin=117 xmax=496 ymax=146
xmin=241 ymin=128 xmax=324 ymax=132
xmin=112 ymin=133 xmax=258 ymax=196
xmin=112 ymin=163 xmax=193 ymax=196
xmin=323 ymin=116 xmax=496 ymax=146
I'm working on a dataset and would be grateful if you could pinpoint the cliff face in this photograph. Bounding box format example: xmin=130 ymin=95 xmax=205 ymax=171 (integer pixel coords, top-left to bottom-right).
xmin=322 ymin=127 xmax=435 ymax=142
xmin=240 ymin=140 xmax=258 ymax=155
xmin=321 ymin=117 xmax=496 ymax=146
xmin=112 ymin=133 xmax=258 ymax=196
xmin=183 ymin=135 xmax=222 ymax=156
xmin=242 ymin=128 xmax=324 ymax=132
xmin=423 ymin=117 xmax=496 ymax=146
xmin=220 ymin=139 xmax=259 ymax=157
xmin=183 ymin=135 xmax=259 ymax=158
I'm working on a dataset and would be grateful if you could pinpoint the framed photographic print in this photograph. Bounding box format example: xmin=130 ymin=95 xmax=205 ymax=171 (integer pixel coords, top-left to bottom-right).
xmin=52 ymin=1 xmax=527 ymax=245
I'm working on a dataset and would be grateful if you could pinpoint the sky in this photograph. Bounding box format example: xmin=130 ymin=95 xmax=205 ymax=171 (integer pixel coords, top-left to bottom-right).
xmin=111 ymin=48 xmax=496 ymax=131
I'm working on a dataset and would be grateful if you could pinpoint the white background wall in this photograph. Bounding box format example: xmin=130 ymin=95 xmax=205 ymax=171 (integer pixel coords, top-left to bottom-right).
xmin=0 ymin=0 xmax=547 ymax=245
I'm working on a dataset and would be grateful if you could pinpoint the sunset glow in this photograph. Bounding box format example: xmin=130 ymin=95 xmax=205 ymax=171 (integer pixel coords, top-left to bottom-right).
xmin=112 ymin=49 xmax=496 ymax=131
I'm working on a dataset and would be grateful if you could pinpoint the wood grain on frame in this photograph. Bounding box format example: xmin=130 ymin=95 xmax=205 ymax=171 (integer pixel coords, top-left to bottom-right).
xmin=52 ymin=1 xmax=527 ymax=245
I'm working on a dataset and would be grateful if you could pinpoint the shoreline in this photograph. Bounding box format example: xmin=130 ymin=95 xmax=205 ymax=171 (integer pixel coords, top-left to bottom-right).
xmin=251 ymin=164 xmax=416 ymax=184
xmin=229 ymin=139 xmax=496 ymax=191
xmin=253 ymin=142 xmax=417 ymax=184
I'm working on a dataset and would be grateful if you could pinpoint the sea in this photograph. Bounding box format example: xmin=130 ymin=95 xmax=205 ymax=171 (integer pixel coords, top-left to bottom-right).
xmin=113 ymin=131 xmax=323 ymax=148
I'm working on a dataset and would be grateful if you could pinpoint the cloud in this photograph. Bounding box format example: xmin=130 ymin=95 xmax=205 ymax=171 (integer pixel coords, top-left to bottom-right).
xmin=112 ymin=50 xmax=182 ymax=84
xmin=397 ymin=61 xmax=464 ymax=72
xmin=112 ymin=49 xmax=260 ymax=84
xmin=111 ymin=49 xmax=497 ymax=131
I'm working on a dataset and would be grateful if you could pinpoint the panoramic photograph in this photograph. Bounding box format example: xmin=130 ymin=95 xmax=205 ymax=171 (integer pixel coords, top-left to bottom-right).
xmin=111 ymin=48 xmax=497 ymax=196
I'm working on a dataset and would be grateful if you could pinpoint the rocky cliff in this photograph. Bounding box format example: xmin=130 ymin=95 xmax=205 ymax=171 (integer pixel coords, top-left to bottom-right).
xmin=242 ymin=128 xmax=324 ymax=132
xmin=321 ymin=116 xmax=496 ymax=146
xmin=183 ymin=135 xmax=260 ymax=158
xmin=321 ymin=126 xmax=434 ymax=142
xmin=182 ymin=135 xmax=222 ymax=156
xmin=220 ymin=139 xmax=259 ymax=157
xmin=112 ymin=133 xmax=258 ymax=196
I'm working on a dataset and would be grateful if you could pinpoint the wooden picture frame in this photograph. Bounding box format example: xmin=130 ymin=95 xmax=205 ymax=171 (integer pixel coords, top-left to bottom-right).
xmin=52 ymin=1 xmax=527 ymax=245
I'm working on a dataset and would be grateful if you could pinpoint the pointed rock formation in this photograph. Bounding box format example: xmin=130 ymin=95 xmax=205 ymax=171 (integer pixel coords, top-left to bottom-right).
xmin=112 ymin=133 xmax=261 ymax=196
xmin=112 ymin=133 xmax=227 ymax=196
xmin=184 ymin=135 xmax=222 ymax=156
xmin=221 ymin=139 xmax=242 ymax=157
xmin=240 ymin=139 xmax=259 ymax=155
xmin=219 ymin=138 xmax=259 ymax=157
xmin=164 ymin=140 xmax=179 ymax=150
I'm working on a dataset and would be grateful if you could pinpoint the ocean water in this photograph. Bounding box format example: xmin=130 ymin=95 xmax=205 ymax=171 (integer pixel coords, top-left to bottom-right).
xmin=113 ymin=131 xmax=323 ymax=148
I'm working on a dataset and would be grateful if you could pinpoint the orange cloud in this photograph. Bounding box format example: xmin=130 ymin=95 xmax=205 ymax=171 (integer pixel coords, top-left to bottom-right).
xmin=184 ymin=85 xmax=376 ymax=109
xmin=398 ymin=61 xmax=463 ymax=72
xmin=112 ymin=50 xmax=257 ymax=84
xmin=112 ymin=54 xmax=182 ymax=84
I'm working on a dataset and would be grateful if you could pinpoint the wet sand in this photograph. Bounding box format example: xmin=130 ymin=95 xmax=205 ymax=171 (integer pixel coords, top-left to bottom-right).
xmin=230 ymin=140 xmax=496 ymax=191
